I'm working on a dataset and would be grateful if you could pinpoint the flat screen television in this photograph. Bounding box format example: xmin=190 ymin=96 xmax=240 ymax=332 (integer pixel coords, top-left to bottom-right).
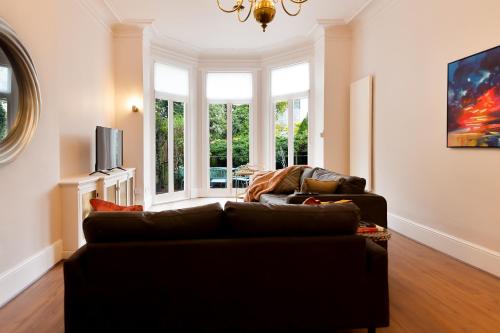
xmin=94 ymin=126 xmax=123 ymax=173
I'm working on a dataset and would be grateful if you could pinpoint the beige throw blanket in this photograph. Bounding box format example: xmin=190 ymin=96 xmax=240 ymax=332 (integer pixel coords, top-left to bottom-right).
xmin=244 ymin=165 xmax=304 ymax=202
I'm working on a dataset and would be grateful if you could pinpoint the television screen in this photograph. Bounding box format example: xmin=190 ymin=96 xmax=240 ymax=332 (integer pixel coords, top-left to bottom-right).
xmin=447 ymin=45 xmax=500 ymax=147
xmin=95 ymin=126 xmax=123 ymax=171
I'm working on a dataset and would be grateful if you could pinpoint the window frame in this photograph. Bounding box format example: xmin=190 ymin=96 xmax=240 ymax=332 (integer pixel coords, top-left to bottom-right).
xmin=154 ymin=92 xmax=188 ymax=203
xmin=202 ymin=70 xmax=256 ymax=197
xmin=271 ymin=92 xmax=311 ymax=170
xmin=152 ymin=61 xmax=191 ymax=205
xmin=206 ymin=100 xmax=253 ymax=196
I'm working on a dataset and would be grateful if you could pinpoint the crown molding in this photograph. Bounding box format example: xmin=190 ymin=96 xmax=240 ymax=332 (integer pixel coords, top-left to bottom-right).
xmin=348 ymin=0 xmax=400 ymax=29
xmin=112 ymin=23 xmax=144 ymax=38
xmin=345 ymin=0 xmax=375 ymax=24
xmin=151 ymin=43 xmax=199 ymax=66
xmin=78 ymin=0 xmax=121 ymax=31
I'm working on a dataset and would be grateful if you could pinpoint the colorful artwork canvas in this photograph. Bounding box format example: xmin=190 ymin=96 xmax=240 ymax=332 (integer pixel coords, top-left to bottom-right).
xmin=447 ymin=45 xmax=500 ymax=147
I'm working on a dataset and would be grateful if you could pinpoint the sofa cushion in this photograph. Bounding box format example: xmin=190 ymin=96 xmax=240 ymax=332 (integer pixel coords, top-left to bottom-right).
xmin=273 ymin=166 xmax=303 ymax=194
xmin=311 ymin=168 xmax=366 ymax=194
xmin=90 ymin=198 xmax=143 ymax=212
xmin=259 ymin=193 xmax=289 ymax=205
xmin=224 ymin=202 xmax=359 ymax=237
xmin=300 ymin=178 xmax=339 ymax=194
xmin=300 ymin=167 xmax=315 ymax=186
xmin=83 ymin=203 xmax=223 ymax=243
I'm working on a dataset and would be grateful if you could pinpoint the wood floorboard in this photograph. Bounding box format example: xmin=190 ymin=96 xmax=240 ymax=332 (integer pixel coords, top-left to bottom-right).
xmin=0 ymin=232 xmax=499 ymax=333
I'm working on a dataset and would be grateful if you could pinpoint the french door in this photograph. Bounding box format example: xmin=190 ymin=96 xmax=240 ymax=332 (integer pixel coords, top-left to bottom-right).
xmin=208 ymin=103 xmax=250 ymax=194
xmin=274 ymin=97 xmax=309 ymax=169
xmin=155 ymin=95 xmax=187 ymax=202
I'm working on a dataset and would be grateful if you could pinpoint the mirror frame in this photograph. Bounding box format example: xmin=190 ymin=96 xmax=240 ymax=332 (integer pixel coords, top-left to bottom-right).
xmin=0 ymin=18 xmax=41 ymax=165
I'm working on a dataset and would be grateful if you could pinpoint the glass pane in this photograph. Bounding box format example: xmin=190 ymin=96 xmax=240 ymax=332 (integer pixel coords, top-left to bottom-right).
xmin=271 ymin=63 xmax=309 ymax=97
xmin=293 ymin=98 xmax=308 ymax=165
xmin=0 ymin=98 xmax=7 ymax=141
xmin=206 ymin=73 xmax=252 ymax=100
xmin=155 ymin=98 xmax=168 ymax=194
xmin=154 ymin=63 xmax=189 ymax=96
xmin=0 ymin=65 xmax=10 ymax=93
xmin=209 ymin=104 xmax=227 ymax=189
xmin=232 ymin=104 xmax=250 ymax=189
xmin=173 ymin=101 xmax=185 ymax=192
xmin=275 ymin=101 xmax=289 ymax=169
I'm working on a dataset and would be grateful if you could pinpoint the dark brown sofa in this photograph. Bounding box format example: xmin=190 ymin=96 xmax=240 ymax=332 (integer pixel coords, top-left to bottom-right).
xmin=260 ymin=167 xmax=387 ymax=228
xmin=64 ymin=202 xmax=389 ymax=333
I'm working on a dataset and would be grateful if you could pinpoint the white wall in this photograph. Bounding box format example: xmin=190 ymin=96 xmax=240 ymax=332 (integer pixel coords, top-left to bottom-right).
xmin=113 ymin=24 xmax=146 ymax=204
xmin=0 ymin=0 xmax=115 ymax=304
xmin=351 ymin=0 xmax=500 ymax=271
xmin=324 ymin=25 xmax=352 ymax=174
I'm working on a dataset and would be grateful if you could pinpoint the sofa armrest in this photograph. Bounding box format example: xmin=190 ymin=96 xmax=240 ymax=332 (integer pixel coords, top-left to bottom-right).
xmin=286 ymin=193 xmax=388 ymax=228
xmin=364 ymin=239 xmax=390 ymax=327
xmin=64 ymin=245 xmax=88 ymax=333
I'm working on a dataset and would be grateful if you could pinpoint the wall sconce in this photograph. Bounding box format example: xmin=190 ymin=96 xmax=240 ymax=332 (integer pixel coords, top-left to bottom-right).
xmin=128 ymin=96 xmax=142 ymax=113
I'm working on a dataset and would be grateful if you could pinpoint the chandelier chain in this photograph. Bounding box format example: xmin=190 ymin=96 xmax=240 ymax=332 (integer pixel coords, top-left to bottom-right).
xmin=280 ymin=0 xmax=302 ymax=16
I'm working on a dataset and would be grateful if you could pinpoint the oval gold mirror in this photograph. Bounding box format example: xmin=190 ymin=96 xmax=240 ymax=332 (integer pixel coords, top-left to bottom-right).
xmin=0 ymin=18 xmax=41 ymax=165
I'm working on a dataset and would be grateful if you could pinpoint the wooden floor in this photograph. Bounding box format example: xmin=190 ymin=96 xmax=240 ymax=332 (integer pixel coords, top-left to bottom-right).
xmin=0 ymin=232 xmax=499 ymax=333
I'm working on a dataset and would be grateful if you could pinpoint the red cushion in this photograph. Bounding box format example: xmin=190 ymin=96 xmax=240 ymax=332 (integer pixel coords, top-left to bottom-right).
xmin=302 ymin=197 xmax=322 ymax=205
xmin=90 ymin=199 xmax=143 ymax=212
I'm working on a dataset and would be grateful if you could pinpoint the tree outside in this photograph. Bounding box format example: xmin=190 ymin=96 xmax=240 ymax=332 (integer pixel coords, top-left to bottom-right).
xmin=155 ymin=99 xmax=185 ymax=194
xmin=155 ymin=99 xmax=168 ymax=194
xmin=0 ymin=99 xmax=7 ymax=140
xmin=173 ymin=101 xmax=184 ymax=192
xmin=275 ymin=99 xmax=308 ymax=169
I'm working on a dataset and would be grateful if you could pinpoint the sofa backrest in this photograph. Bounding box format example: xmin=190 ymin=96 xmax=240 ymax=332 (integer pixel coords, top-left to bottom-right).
xmin=83 ymin=201 xmax=361 ymax=243
xmin=224 ymin=201 xmax=359 ymax=237
xmin=307 ymin=167 xmax=366 ymax=194
xmin=83 ymin=203 xmax=224 ymax=243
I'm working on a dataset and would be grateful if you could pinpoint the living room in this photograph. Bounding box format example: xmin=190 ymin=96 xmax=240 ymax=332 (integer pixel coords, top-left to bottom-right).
xmin=0 ymin=0 xmax=499 ymax=332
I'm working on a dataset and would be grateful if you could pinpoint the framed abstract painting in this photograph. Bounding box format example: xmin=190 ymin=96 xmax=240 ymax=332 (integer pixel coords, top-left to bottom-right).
xmin=447 ymin=45 xmax=500 ymax=147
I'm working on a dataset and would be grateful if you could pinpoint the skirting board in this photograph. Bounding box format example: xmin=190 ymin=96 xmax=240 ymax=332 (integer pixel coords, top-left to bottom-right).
xmin=388 ymin=213 xmax=500 ymax=277
xmin=0 ymin=240 xmax=63 ymax=308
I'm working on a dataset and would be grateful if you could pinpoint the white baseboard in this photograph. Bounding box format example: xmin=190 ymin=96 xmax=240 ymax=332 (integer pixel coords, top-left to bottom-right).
xmin=0 ymin=240 xmax=63 ymax=308
xmin=388 ymin=213 xmax=500 ymax=277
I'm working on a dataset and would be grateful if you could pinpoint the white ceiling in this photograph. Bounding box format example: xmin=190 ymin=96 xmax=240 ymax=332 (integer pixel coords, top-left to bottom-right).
xmin=106 ymin=0 xmax=371 ymax=51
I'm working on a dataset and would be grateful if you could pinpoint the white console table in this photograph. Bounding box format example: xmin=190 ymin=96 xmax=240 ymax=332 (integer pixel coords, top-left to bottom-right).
xmin=60 ymin=168 xmax=136 ymax=257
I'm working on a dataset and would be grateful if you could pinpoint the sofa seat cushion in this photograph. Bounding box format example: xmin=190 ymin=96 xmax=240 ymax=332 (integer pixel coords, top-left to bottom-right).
xmin=311 ymin=168 xmax=366 ymax=194
xmin=259 ymin=193 xmax=289 ymax=205
xmin=83 ymin=203 xmax=223 ymax=243
xmin=224 ymin=202 xmax=360 ymax=237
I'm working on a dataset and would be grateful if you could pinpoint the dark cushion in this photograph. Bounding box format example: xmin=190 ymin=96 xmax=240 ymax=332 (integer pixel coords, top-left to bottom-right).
xmin=259 ymin=193 xmax=289 ymax=205
xmin=83 ymin=203 xmax=224 ymax=243
xmin=311 ymin=168 xmax=366 ymax=194
xmin=300 ymin=167 xmax=315 ymax=186
xmin=224 ymin=202 xmax=360 ymax=237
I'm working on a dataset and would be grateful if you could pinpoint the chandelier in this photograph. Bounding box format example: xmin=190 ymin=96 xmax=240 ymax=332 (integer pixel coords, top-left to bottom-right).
xmin=217 ymin=0 xmax=309 ymax=32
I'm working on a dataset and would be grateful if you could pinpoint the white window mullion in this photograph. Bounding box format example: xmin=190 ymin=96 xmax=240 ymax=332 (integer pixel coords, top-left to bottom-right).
xmin=167 ymin=100 xmax=175 ymax=193
xmin=227 ymin=103 xmax=233 ymax=191
xmin=287 ymin=99 xmax=294 ymax=166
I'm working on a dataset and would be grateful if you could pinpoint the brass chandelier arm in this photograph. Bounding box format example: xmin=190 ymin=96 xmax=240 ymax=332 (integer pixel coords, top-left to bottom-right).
xmin=289 ymin=0 xmax=308 ymax=3
xmin=238 ymin=0 xmax=255 ymax=22
xmin=217 ymin=0 xmax=243 ymax=13
xmin=281 ymin=0 xmax=302 ymax=16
